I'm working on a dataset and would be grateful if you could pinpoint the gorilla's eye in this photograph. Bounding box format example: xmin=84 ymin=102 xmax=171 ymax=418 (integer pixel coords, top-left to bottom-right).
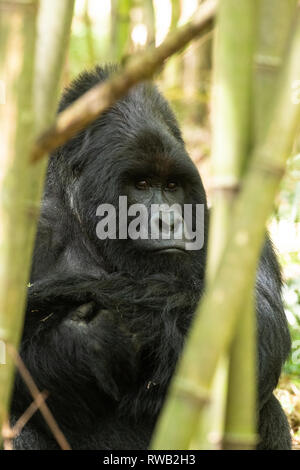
xmin=166 ymin=182 xmax=177 ymax=191
xmin=135 ymin=180 xmax=149 ymax=190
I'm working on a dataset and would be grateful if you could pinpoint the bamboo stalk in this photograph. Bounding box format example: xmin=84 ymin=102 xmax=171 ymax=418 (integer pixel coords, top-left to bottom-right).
xmin=163 ymin=0 xmax=182 ymax=90
xmin=0 ymin=0 xmax=74 ymax=442
xmin=223 ymin=288 xmax=256 ymax=449
xmin=35 ymin=0 xmax=75 ymax=131
xmin=30 ymin=0 xmax=75 ymax=204
xmin=84 ymin=0 xmax=96 ymax=67
xmin=253 ymin=0 xmax=298 ymax=144
xmin=194 ymin=0 xmax=258 ymax=450
xmin=223 ymin=0 xmax=298 ymax=449
xmin=110 ymin=0 xmax=132 ymax=61
xmin=0 ymin=0 xmax=39 ymax=440
xmin=144 ymin=0 xmax=156 ymax=46
xmin=151 ymin=7 xmax=300 ymax=449
xmin=208 ymin=0 xmax=257 ymax=279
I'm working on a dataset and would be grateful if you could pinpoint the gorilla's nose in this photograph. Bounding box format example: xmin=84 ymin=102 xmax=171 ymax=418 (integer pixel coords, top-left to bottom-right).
xmin=151 ymin=209 xmax=184 ymax=240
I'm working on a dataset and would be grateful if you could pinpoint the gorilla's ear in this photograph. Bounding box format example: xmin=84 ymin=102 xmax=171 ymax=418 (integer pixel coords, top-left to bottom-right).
xmin=49 ymin=129 xmax=91 ymax=180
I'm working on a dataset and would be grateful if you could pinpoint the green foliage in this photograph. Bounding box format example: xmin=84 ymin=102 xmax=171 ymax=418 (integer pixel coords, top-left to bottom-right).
xmin=283 ymin=277 xmax=300 ymax=376
xmin=68 ymin=29 xmax=109 ymax=79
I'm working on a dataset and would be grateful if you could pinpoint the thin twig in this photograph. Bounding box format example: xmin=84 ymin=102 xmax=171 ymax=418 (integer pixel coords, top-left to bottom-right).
xmin=12 ymin=391 xmax=49 ymax=436
xmin=31 ymin=0 xmax=217 ymax=163
xmin=7 ymin=344 xmax=71 ymax=450
xmin=2 ymin=391 xmax=48 ymax=450
xmin=2 ymin=420 xmax=13 ymax=450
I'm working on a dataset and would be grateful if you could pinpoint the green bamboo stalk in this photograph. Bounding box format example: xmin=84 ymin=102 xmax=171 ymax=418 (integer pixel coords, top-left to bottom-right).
xmin=32 ymin=0 xmax=75 ymax=202
xmin=190 ymin=356 xmax=228 ymax=449
xmin=253 ymin=0 xmax=298 ymax=144
xmin=195 ymin=0 xmax=212 ymax=126
xmin=223 ymin=287 xmax=256 ymax=449
xmin=151 ymin=6 xmax=300 ymax=449
xmin=0 ymin=0 xmax=74 ymax=442
xmin=194 ymin=0 xmax=258 ymax=450
xmin=110 ymin=0 xmax=132 ymax=61
xmin=84 ymin=0 xmax=96 ymax=67
xmin=143 ymin=0 xmax=156 ymax=46
xmin=0 ymin=0 xmax=38 ymax=440
xmin=208 ymin=0 xmax=257 ymax=279
xmin=223 ymin=0 xmax=298 ymax=449
xmin=35 ymin=0 xmax=75 ymax=131
xmin=163 ymin=0 xmax=182 ymax=90
xmin=182 ymin=1 xmax=212 ymax=125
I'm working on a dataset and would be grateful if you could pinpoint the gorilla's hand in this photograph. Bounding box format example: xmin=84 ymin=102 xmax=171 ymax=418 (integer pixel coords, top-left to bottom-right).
xmin=16 ymin=281 xmax=139 ymax=422
xmin=63 ymin=302 xmax=137 ymax=400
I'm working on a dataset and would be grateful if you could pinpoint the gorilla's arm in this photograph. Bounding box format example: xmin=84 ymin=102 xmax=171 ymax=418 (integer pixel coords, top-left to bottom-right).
xmin=13 ymin=278 xmax=137 ymax=426
xmin=15 ymin=239 xmax=290 ymax=425
xmin=256 ymin=238 xmax=291 ymax=408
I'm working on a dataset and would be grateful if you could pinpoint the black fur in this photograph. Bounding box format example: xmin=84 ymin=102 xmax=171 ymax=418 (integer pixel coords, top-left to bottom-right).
xmin=11 ymin=66 xmax=291 ymax=450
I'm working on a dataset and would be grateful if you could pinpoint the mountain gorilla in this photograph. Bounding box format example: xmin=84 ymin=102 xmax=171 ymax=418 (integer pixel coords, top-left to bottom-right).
xmin=11 ymin=65 xmax=291 ymax=450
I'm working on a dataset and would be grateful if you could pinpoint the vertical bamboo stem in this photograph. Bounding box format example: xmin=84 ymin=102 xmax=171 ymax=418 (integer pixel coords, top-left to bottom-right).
xmin=0 ymin=0 xmax=74 ymax=442
xmin=110 ymin=0 xmax=132 ymax=61
xmin=151 ymin=6 xmax=300 ymax=450
xmin=197 ymin=0 xmax=257 ymax=450
xmin=224 ymin=0 xmax=298 ymax=449
xmin=0 ymin=0 xmax=38 ymax=438
xmin=253 ymin=0 xmax=298 ymax=144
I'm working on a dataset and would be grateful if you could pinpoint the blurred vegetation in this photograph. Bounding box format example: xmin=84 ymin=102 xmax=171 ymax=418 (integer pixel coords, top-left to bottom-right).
xmin=275 ymin=156 xmax=300 ymax=377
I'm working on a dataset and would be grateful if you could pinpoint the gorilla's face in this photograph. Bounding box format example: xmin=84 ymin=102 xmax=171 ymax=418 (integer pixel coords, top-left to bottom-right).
xmin=72 ymin=130 xmax=206 ymax=277
xmin=51 ymin=74 xmax=208 ymax=278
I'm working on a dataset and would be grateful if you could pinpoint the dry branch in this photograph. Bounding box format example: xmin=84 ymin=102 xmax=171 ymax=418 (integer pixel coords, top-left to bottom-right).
xmin=2 ymin=391 xmax=48 ymax=450
xmin=31 ymin=0 xmax=217 ymax=163
xmin=7 ymin=345 xmax=71 ymax=450
xmin=11 ymin=391 xmax=49 ymax=436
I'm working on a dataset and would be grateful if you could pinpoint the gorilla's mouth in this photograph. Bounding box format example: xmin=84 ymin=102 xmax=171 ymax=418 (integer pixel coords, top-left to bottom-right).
xmin=151 ymin=247 xmax=188 ymax=255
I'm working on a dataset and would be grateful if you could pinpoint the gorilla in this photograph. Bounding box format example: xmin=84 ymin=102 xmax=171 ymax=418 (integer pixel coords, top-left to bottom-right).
xmin=11 ymin=65 xmax=291 ymax=450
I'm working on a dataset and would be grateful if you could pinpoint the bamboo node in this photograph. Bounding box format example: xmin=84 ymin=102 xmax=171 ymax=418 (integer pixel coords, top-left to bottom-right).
xmin=222 ymin=431 xmax=258 ymax=450
xmin=208 ymin=431 xmax=222 ymax=448
xmin=252 ymin=159 xmax=285 ymax=179
xmin=0 ymin=1 xmax=38 ymax=13
xmin=210 ymin=184 xmax=240 ymax=196
xmin=255 ymin=54 xmax=282 ymax=70
xmin=210 ymin=175 xmax=240 ymax=195
xmin=0 ymin=329 xmax=10 ymax=342
xmin=174 ymin=377 xmax=211 ymax=409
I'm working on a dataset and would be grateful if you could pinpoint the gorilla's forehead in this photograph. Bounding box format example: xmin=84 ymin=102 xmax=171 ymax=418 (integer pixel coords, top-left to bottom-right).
xmin=59 ymin=68 xmax=198 ymax=183
xmin=97 ymin=81 xmax=182 ymax=142
xmin=92 ymin=120 xmax=198 ymax=182
xmin=123 ymin=131 xmax=195 ymax=177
